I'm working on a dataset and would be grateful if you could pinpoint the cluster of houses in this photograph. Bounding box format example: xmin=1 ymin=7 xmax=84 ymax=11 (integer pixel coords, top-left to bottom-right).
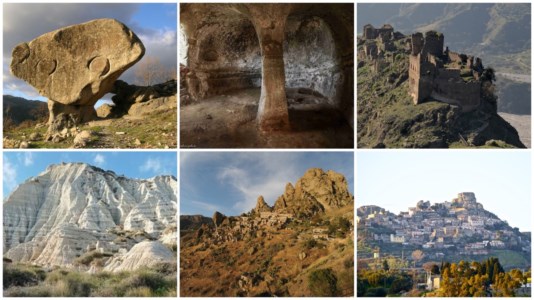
xmin=358 ymin=193 xmax=529 ymax=255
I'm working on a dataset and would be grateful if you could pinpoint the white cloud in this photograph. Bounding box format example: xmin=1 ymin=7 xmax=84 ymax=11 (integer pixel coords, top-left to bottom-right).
xmin=16 ymin=152 xmax=35 ymax=166
xmin=3 ymin=156 xmax=18 ymax=192
xmin=23 ymin=152 xmax=34 ymax=166
xmin=216 ymin=153 xmax=301 ymax=213
xmin=93 ymin=154 xmax=105 ymax=166
xmin=3 ymin=3 xmax=176 ymax=99
xmin=140 ymin=157 xmax=163 ymax=173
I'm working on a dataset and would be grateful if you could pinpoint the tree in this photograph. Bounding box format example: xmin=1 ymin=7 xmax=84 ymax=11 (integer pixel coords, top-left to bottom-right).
xmin=134 ymin=56 xmax=176 ymax=86
xmin=382 ymin=260 xmax=389 ymax=271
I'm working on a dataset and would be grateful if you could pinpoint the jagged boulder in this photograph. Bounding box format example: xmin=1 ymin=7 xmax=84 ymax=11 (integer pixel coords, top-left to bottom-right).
xmin=273 ymin=168 xmax=353 ymax=217
xmin=212 ymin=211 xmax=226 ymax=227
xmin=108 ymin=79 xmax=177 ymax=117
xmin=10 ymin=18 xmax=145 ymax=133
xmin=254 ymin=196 xmax=272 ymax=214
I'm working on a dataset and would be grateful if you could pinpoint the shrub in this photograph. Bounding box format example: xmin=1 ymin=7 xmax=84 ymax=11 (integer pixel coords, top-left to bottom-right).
xmin=365 ymin=287 xmax=387 ymax=297
xmin=4 ymin=285 xmax=51 ymax=297
xmin=303 ymin=239 xmax=318 ymax=250
xmin=3 ymin=264 xmax=44 ymax=288
xmin=308 ymin=268 xmax=338 ymax=296
xmin=344 ymin=257 xmax=354 ymax=269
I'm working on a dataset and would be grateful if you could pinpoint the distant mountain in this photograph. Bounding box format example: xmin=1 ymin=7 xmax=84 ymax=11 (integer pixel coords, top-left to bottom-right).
xmin=357 ymin=3 xmax=531 ymax=59
xmin=4 ymin=162 xmax=177 ymax=272
xmin=3 ymin=95 xmax=48 ymax=125
xmin=357 ymin=193 xmax=530 ymax=269
xmin=180 ymin=215 xmax=213 ymax=231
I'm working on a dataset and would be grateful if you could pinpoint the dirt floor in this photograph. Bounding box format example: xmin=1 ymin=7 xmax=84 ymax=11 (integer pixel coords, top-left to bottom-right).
xmin=180 ymin=88 xmax=354 ymax=148
xmin=499 ymin=112 xmax=531 ymax=148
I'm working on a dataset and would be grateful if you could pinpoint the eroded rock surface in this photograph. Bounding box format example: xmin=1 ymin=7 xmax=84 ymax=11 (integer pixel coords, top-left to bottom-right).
xmin=10 ymin=18 xmax=145 ymax=133
xmin=3 ymin=162 xmax=176 ymax=271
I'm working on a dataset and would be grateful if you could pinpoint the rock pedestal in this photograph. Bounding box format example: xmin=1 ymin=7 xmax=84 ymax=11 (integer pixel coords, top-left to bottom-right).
xmin=10 ymin=18 xmax=145 ymax=133
xmin=247 ymin=4 xmax=292 ymax=131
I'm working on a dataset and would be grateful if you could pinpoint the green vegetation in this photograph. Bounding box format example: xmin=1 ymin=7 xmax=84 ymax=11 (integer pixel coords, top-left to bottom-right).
xmin=308 ymin=268 xmax=338 ymax=296
xmin=357 ymin=37 xmax=524 ymax=149
xmin=3 ymin=263 xmax=177 ymax=297
xmin=357 ymin=257 xmax=529 ymax=297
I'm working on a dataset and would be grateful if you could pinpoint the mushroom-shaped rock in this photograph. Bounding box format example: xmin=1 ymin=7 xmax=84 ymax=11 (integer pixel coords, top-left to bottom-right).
xmin=10 ymin=18 xmax=145 ymax=131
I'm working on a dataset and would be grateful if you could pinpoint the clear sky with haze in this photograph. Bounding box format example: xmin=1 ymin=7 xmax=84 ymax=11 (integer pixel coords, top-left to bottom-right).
xmin=357 ymin=151 xmax=531 ymax=231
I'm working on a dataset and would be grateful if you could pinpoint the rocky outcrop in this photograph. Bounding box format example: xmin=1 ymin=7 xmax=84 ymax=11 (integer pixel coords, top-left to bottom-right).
xmin=212 ymin=211 xmax=226 ymax=227
xmin=3 ymin=163 xmax=176 ymax=271
xmin=97 ymin=79 xmax=177 ymax=118
xmin=10 ymin=18 xmax=145 ymax=133
xmin=104 ymin=241 xmax=175 ymax=272
xmin=180 ymin=215 xmax=213 ymax=231
xmin=273 ymin=168 xmax=353 ymax=217
xmin=254 ymin=196 xmax=272 ymax=214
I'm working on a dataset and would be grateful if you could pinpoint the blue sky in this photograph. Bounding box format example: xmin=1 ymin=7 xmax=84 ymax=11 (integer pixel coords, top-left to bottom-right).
xmin=180 ymin=152 xmax=354 ymax=216
xmin=3 ymin=3 xmax=177 ymax=104
xmin=357 ymin=151 xmax=532 ymax=231
xmin=3 ymin=151 xmax=177 ymax=198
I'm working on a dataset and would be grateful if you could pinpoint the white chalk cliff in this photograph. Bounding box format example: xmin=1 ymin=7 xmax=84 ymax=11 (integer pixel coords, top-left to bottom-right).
xmin=3 ymin=162 xmax=177 ymax=271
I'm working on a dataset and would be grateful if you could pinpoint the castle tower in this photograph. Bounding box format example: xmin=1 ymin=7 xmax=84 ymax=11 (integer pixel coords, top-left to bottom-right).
xmin=363 ymin=24 xmax=376 ymax=40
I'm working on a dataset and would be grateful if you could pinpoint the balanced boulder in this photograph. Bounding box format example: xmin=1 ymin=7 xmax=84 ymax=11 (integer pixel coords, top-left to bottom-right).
xmin=10 ymin=18 xmax=145 ymax=132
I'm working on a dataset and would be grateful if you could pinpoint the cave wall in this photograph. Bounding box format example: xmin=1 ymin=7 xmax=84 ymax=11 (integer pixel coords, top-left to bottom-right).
xmin=284 ymin=16 xmax=338 ymax=106
xmin=187 ymin=19 xmax=261 ymax=100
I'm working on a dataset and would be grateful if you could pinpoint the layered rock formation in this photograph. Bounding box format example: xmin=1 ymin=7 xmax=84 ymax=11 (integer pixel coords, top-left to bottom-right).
xmin=3 ymin=162 xmax=176 ymax=271
xmin=255 ymin=168 xmax=354 ymax=217
xmin=10 ymin=18 xmax=145 ymax=133
xmin=104 ymin=241 xmax=175 ymax=272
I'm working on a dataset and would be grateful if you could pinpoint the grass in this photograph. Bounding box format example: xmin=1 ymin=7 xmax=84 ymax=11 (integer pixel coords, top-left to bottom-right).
xmin=3 ymin=263 xmax=177 ymax=297
xmin=4 ymin=107 xmax=177 ymax=149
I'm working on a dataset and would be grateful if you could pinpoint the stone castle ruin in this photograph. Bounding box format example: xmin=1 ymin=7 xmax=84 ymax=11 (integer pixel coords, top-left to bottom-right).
xmin=409 ymin=31 xmax=483 ymax=112
xmin=360 ymin=24 xmax=488 ymax=113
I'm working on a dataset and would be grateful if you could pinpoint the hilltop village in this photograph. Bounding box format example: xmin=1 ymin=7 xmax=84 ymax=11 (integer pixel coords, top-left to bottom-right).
xmin=359 ymin=24 xmax=489 ymax=113
xmin=357 ymin=193 xmax=530 ymax=260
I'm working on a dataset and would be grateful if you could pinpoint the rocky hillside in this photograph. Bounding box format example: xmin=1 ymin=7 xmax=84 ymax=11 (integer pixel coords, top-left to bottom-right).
xmin=180 ymin=168 xmax=354 ymax=297
xmin=3 ymin=80 xmax=177 ymax=149
xmin=3 ymin=95 xmax=48 ymax=127
xmin=357 ymin=4 xmax=531 ymax=63
xmin=357 ymin=38 xmax=525 ymax=148
xmin=3 ymin=162 xmax=177 ymax=272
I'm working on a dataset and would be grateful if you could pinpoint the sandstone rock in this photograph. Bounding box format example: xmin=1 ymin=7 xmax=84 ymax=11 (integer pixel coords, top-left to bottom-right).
xmin=134 ymin=138 xmax=142 ymax=146
xmin=73 ymin=130 xmax=92 ymax=148
xmin=254 ymin=196 xmax=272 ymax=214
xmin=273 ymin=168 xmax=353 ymax=217
xmin=19 ymin=141 xmax=29 ymax=149
xmin=29 ymin=132 xmax=41 ymax=141
xmin=110 ymin=79 xmax=177 ymax=117
xmin=298 ymin=252 xmax=307 ymax=260
xmin=104 ymin=241 xmax=175 ymax=272
xmin=96 ymin=103 xmax=115 ymax=118
xmin=10 ymin=18 xmax=145 ymax=131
